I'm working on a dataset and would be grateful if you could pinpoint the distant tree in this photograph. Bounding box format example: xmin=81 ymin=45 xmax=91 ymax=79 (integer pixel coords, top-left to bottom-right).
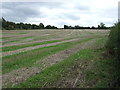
xmin=1 ymin=17 xmax=110 ymax=30
xmin=63 ymin=25 xmax=67 ymax=29
xmin=51 ymin=26 xmax=58 ymax=29
xmin=91 ymin=26 xmax=95 ymax=29
xmin=45 ymin=25 xmax=51 ymax=29
xmin=75 ymin=25 xmax=80 ymax=29
xmin=69 ymin=26 xmax=73 ymax=29
xmin=0 ymin=18 xmax=2 ymax=30
xmin=98 ymin=22 xmax=106 ymax=29
xmin=32 ymin=24 xmax=39 ymax=29
xmin=98 ymin=25 xmax=100 ymax=29
xmin=45 ymin=25 xmax=57 ymax=29
xmin=19 ymin=23 xmax=24 ymax=29
xmin=39 ymin=23 xmax=44 ymax=29
xmin=100 ymin=22 xmax=105 ymax=28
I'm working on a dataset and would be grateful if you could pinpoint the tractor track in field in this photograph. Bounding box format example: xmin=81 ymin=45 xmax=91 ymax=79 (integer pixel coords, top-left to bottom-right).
xmin=2 ymin=38 xmax=99 ymax=87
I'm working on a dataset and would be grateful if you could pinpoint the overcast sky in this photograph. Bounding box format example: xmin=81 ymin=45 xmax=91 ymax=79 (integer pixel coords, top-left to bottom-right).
xmin=1 ymin=0 xmax=119 ymax=28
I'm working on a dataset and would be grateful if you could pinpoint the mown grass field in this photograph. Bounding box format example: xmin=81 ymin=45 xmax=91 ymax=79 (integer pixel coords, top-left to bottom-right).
xmin=2 ymin=29 xmax=117 ymax=88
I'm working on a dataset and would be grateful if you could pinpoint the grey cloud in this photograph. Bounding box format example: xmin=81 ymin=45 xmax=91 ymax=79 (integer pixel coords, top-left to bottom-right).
xmin=2 ymin=2 xmax=42 ymax=22
xmin=1 ymin=1 xmax=117 ymax=27
xmin=49 ymin=13 xmax=80 ymax=21
xmin=61 ymin=13 xmax=80 ymax=20
xmin=2 ymin=2 xmax=63 ymax=22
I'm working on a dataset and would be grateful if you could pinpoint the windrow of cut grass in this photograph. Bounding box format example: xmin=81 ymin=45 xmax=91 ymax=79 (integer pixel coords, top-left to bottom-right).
xmin=5 ymin=49 xmax=94 ymax=88
xmin=2 ymin=36 xmax=33 ymax=44
xmin=2 ymin=36 xmax=87 ymax=52
xmin=2 ymin=30 xmax=82 ymax=47
xmin=2 ymin=32 xmax=96 ymax=48
xmin=2 ymin=39 xmax=70 ymax=52
xmin=11 ymin=37 xmax=110 ymax=88
xmin=2 ymin=37 xmax=91 ymax=52
xmin=4 ymin=37 xmax=98 ymax=57
xmin=2 ymin=39 xmax=80 ymax=57
xmin=2 ymin=38 xmax=99 ymax=87
xmin=2 ymin=37 xmax=94 ymax=74
xmin=3 ymin=35 xmax=106 ymax=57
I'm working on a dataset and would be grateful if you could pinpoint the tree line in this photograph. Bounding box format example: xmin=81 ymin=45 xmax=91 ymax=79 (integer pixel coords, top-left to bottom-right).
xmin=0 ymin=17 xmax=110 ymax=30
xmin=1 ymin=17 xmax=57 ymax=30
xmin=64 ymin=22 xmax=109 ymax=29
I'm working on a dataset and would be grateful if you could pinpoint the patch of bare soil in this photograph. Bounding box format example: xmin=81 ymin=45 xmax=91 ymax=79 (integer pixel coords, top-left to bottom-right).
xmin=2 ymin=67 xmax=40 ymax=87
xmin=2 ymin=38 xmax=98 ymax=87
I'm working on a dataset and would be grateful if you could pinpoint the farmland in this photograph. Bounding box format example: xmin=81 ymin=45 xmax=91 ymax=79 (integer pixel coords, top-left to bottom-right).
xmin=2 ymin=29 xmax=117 ymax=88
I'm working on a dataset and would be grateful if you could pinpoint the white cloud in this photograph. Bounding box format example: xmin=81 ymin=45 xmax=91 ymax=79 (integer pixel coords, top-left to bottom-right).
xmin=1 ymin=0 xmax=119 ymax=28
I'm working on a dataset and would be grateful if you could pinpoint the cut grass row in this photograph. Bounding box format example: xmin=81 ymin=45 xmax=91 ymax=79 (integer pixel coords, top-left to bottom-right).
xmin=2 ymin=34 xmax=94 ymax=51
xmin=2 ymin=37 xmax=94 ymax=74
xmin=11 ymin=37 xmax=114 ymax=88
xmin=10 ymin=38 xmax=102 ymax=88
xmin=2 ymin=38 xmax=78 ymax=52
xmin=2 ymin=36 xmax=34 ymax=44
xmin=2 ymin=34 xmax=105 ymax=52
xmin=5 ymin=49 xmax=94 ymax=88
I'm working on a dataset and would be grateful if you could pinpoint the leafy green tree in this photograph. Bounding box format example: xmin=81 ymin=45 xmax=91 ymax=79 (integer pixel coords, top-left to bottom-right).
xmin=45 ymin=25 xmax=57 ymax=29
xmin=64 ymin=25 xmax=69 ymax=29
xmin=39 ymin=23 xmax=44 ymax=29
xmin=75 ymin=25 xmax=80 ymax=29
xmin=98 ymin=22 xmax=106 ymax=29
xmin=91 ymin=26 xmax=95 ymax=29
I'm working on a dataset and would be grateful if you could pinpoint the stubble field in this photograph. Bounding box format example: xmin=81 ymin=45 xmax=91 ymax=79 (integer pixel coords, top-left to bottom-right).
xmin=2 ymin=29 xmax=115 ymax=88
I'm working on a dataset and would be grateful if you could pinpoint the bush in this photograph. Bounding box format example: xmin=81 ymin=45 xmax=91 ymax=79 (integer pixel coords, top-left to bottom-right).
xmin=106 ymin=22 xmax=120 ymax=59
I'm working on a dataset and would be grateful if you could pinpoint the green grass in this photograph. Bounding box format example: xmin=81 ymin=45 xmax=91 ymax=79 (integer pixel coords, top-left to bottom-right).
xmin=3 ymin=30 xmax=116 ymax=88
xmin=2 ymin=37 xmax=11 ymax=40
xmin=94 ymin=37 xmax=108 ymax=47
xmin=2 ymin=39 xmax=20 ymax=44
xmin=2 ymin=38 xmax=74 ymax=52
xmin=2 ymin=36 xmax=34 ymax=44
xmin=106 ymin=23 xmax=119 ymax=57
xmin=10 ymin=49 xmax=94 ymax=88
xmin=10 ymin=37 xmax=115 ymax=88
xmin=83 ymin=48 xmax=118 ymax=88
xmin=2 ymin=37 xmax=94 ymax=74
xmin=6 ymin=38 xmax=104 ymax=88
